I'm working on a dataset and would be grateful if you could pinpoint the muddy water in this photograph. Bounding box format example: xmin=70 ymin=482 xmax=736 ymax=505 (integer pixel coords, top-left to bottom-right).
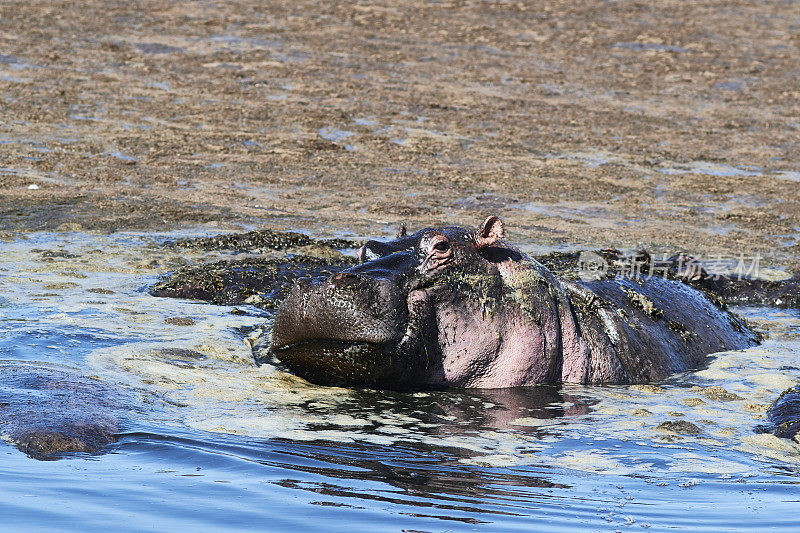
xmin=1 ymin=231 xmax=799 ymax=531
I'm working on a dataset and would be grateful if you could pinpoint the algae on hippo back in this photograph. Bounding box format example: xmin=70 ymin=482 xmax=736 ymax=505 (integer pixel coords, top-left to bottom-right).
xmin=621 ymin=286 xmax=663 ymax=319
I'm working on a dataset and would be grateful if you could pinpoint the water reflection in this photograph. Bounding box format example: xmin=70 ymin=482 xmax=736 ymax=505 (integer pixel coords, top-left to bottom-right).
xmin=268 ymin=440 xmax=562 ymax=524
xmin=114 ymin=429 xmax=570 ymax=525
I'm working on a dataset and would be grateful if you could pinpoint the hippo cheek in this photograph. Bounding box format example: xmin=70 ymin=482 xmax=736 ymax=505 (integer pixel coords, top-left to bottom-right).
xmin=397 ymin=286 xmax=503 ymax=387
xmin=434 ymin=304 xmax=503 ymax=387
xmin=424 ymin=279 xmax=563 ymax=388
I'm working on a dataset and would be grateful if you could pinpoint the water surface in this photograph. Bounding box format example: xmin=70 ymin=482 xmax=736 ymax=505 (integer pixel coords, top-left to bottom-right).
xmin=0 ymin=232 xmax=798 ymax=531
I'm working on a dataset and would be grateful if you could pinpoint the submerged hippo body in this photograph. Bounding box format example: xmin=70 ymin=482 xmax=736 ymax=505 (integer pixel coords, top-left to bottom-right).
xmin=269 ymin=217 xmax=758 ymax=389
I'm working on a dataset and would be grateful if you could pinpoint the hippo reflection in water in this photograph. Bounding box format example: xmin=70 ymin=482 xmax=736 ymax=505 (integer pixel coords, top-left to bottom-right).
xmin=269 ymin=216 xmax=758 ymax=389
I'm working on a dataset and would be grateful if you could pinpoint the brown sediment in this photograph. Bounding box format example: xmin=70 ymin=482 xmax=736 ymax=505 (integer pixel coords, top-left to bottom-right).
xmin=0 ymin=1 xmax=798 ymax=269
xmin=692 ymin=385 xmax=745 ymax=402
xmin=657 ymin=420 xmax=702 ymax=436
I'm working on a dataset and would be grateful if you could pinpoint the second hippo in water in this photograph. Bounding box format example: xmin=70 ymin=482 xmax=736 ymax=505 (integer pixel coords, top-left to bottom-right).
xmin=268 ymin=216 xmax=758 ymax=389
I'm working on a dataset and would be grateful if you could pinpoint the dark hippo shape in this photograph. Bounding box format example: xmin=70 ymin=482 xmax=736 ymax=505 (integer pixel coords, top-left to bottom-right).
xmin=761 ymin=386 xmax=800 ymax=440
xmin=150 ymin=255 xmax=355 ymax=310
xmin=0 ymin=362 xmax=121 ymax=460
xmin=267 ymin=216 xmax=758 ymax=389
xmin=170 ymin=228 xmax=361 ymax=254
xmin=685 ymin=271 xmax=800 ymax=308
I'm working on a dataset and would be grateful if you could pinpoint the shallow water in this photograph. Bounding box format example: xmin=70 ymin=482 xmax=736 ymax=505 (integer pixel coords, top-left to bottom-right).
xmin=1 ymin=231 xmax=799 ymax=531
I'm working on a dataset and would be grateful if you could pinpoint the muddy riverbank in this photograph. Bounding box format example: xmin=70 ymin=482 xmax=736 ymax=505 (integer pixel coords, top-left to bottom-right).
xmin=1 ymin=1 xmax=798 ymax=267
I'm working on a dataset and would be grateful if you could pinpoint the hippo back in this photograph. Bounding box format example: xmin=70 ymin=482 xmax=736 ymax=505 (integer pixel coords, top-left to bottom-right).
xmin=761 ymin=386 xmax=800 ymax=439
xmin=560 ymin=274 xmax=758 ymax=384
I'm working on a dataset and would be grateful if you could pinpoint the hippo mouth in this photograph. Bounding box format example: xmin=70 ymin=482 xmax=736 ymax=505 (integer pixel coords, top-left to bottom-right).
xmin=271 ymin=339 xmax=405 ymax=388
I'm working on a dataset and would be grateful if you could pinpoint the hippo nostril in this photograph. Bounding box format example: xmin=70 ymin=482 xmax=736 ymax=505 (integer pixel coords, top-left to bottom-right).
xmin=359 ymin=240 xmax=398 ymax=262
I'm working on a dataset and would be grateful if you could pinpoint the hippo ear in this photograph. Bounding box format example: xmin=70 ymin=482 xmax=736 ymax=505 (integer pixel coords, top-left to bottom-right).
xmin=397 ymin=223 xmax=407 ymax=238
xmin=476 ymin=215 xmax=504 ymax=248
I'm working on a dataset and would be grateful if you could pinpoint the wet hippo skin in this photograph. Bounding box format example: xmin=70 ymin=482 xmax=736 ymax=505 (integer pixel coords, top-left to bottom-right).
xmin=268 ymin=216 xmax=759 ymax=390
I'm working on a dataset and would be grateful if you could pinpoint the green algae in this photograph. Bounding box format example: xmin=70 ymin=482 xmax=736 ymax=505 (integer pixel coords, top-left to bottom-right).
xmin=621 ymin=286 xmax=663 ymax=319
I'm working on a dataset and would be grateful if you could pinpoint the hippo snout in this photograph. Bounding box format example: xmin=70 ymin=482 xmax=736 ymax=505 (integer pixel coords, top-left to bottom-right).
xmin=268 ymin=269 xmax=416 ymax=388
xmin=270 ymin=272 xmax=408 ymax=350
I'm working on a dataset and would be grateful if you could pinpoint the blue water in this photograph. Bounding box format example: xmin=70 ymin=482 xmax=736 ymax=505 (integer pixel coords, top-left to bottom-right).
xmin=3 ymin=432 xmax=798 ymax=532
xmin=1 ymin=232 xmax=799 ymax=531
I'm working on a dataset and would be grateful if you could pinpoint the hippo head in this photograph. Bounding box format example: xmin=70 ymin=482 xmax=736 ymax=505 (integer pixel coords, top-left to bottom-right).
xmin=269 ymin=216 xmax=567 ymax=389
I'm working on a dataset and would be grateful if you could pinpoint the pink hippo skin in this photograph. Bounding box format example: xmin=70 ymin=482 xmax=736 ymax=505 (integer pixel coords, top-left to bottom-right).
xmin=269 ymin=216 xmax=758 ymax=390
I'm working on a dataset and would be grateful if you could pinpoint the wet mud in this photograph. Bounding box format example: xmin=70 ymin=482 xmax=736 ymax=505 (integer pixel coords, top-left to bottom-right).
xmin=151 ymin=228 xmax=359 ymax=309
xmin=0 ymin=0 xmax=798 ymax=269
xmin=171 ymin=229 xmax=361 ymax=254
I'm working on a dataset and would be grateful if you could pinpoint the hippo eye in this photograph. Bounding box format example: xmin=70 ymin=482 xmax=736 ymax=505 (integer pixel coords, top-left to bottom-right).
xmin=433 ymin=240 xmax=450 ymax=252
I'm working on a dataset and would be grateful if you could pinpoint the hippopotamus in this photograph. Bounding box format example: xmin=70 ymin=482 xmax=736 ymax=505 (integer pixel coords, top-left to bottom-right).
xmin=268 ymin=216 xmax=759 ymax=389
xmin=760 ymin=386 xmax=800 ymax=441
xmin=0 ymin=362 xmax=120 ymax=459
